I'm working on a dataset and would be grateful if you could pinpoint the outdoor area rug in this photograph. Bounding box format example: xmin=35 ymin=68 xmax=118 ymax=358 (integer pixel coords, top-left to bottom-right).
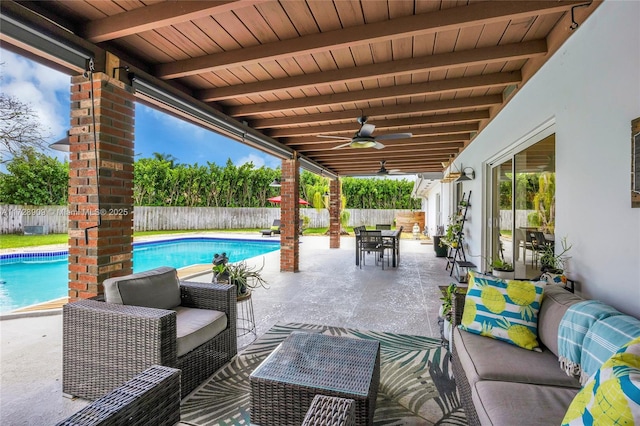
xmin=180 ymin=322 xmax=467 ymax=425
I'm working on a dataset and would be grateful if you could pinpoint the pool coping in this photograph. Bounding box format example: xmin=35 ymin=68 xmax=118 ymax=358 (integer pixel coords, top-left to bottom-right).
xmin=1 ymin=235 xmax=279 ymax=261
xmin=0 ymin=263 xmax=216 ymax=321
xmin=0 ymin=232 xmax=280 ymax=319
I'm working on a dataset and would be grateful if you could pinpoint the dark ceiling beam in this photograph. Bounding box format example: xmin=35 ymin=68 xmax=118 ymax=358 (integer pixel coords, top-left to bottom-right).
xmin=286 ymin=134 xmax=471 ymax=151
xmin=82 ymin=1 xmax=260 ymax=43
xmin=250 ymin=95 xmax=502 ymax=129
xmin=337 ymin=167 xmax=443 ymax=175
xmin=283 ymin=129 xmax=474 ymax=146
xmin=269 ymin=121 xmax=480 ymax=140
xmin=251 ymin=109 xmax=490 ymax=131
xmin=326 ymin=159 xmax=449 ymax=168
xmin=266 ymin=111 xmax=489 ymax=137
xmin=305 ymin=153 xmax=463 ymax=166
xmin=300 ymin=143 xmax=464 ymax=157
xmin=156 ymin=1 xmax=577 ymax=79
xmin=228 ymin=72 xmax=520 ymax=116
xmin=321 ymin=158 xmax=451 ymax=170
xmin=201 ymin=40 xmax=544 ymax=101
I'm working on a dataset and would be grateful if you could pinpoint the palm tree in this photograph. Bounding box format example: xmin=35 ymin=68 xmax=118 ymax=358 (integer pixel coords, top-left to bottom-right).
xmin=152 ymin=152 xmax=179 ymax=167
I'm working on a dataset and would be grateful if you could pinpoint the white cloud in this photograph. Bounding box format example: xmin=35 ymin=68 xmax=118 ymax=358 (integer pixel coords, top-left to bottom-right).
xmin=236 ymin=153 xmax=266 ymax=168
xmin=0 ymin=49 xmax=70 ymax=142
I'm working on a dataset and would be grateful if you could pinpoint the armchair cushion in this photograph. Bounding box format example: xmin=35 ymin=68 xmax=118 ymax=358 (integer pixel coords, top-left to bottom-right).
xmin=104 ymin=266 xmax=181 ymax=309
xmin=174 ymin=306 xmax=228 ymax=357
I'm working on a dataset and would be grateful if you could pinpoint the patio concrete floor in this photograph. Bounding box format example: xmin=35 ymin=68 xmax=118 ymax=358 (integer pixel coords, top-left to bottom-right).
xmin=0 ymin=233 xmax=457 ymax=425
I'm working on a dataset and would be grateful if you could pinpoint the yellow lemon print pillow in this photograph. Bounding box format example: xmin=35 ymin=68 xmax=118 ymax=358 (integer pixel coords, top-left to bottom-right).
xmin=562 ymin=336 xmax=640 ymax=425
xmin=459 ymin=271 xmax=545 ymax=351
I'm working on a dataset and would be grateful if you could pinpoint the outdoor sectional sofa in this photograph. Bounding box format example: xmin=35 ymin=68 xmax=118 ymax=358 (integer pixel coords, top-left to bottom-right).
xmin=451 ymin=280 xmax=640 ymax=425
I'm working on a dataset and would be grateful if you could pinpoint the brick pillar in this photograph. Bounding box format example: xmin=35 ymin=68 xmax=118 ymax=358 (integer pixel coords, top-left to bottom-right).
xmin=280 ymin=157 xmax=300 ymax=272
xmin=68 ymin=73 xmax=135 ymax=301
xmin=329 ymin=178 xmax=341 ymax=248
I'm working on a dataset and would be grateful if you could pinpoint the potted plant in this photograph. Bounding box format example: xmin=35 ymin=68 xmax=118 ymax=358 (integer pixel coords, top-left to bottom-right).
xmin=439 ymin=283 xmax=457 ymax=345
xmin=490 ymin=258 xmax=515 ymax=280
xmin=439 ymin=217 xmax=463 ymax=249
xmin=225 ymin=259 xmax=269 ymax=297
xmin=212 ymin=252 xmax=230 ymax=283
xmin=539 ymin=236 xmax=572 ymax=274
xmin=212 ymin=263 xmax=230 ymax=283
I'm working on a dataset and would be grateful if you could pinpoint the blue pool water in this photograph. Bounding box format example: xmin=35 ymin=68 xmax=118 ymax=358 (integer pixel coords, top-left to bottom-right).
xmin=0 ymin=237 xmax=279 ymax=313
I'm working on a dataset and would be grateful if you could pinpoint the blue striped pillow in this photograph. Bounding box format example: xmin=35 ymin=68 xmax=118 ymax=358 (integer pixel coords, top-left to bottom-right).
xmin=562 ymin=336 xmax=640 ymax=425
xmin=458 ymin=271 xmax=546 ymax=351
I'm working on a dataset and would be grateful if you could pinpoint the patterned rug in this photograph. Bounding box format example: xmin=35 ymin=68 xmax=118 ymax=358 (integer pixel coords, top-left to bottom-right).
xmin=180 ymin=322 xmax=467 ymax=425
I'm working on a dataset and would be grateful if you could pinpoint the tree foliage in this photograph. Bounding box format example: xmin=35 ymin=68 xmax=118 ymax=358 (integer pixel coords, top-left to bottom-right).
xmin=0 ymin=92 xmax=51 ymax=163
xmin=1 ymin=153 xmax=421 ymax=208
xmin=0 ymin=148 xmax=68 ymax=205
xmin=499 ymin=173 xmax=540 ymax=210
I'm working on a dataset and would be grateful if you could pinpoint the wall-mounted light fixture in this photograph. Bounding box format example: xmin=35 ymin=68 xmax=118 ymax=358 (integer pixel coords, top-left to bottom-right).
xmin=269 ymin=178 xmax=281 ymax=187
xmin=49 ymin=131 xmax=70 ymax=152
xmin=455 ymin=167 xmax=475 ymax=182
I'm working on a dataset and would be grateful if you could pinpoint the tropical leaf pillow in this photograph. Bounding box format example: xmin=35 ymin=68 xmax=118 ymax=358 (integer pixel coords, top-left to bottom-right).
xmin=458 ymin=271 xmax=545 ymax=351
xmin=562 ymin=336 xmax=640 ymax=425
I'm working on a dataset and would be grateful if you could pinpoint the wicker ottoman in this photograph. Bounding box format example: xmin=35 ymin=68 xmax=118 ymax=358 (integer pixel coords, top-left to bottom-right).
xmin=250 ymin=332 xmax=380 ymax=426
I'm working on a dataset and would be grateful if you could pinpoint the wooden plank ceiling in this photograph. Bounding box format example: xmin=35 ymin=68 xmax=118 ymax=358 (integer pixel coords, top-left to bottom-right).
xmin=20 ymin=0 xmax=595 ymax=176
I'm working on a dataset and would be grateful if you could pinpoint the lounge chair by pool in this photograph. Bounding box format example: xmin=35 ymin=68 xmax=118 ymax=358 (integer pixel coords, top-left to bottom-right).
xmin=260 ymin=219 xmax=281 ymax=237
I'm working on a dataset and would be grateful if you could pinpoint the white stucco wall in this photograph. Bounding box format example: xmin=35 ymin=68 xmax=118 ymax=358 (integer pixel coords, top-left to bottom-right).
xmin=424 ymin=1 xmax=640 ymax=315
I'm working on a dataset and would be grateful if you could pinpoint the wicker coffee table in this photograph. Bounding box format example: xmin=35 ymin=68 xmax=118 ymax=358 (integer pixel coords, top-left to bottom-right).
xmin=250 ymin=332 xmax=380 ymax=426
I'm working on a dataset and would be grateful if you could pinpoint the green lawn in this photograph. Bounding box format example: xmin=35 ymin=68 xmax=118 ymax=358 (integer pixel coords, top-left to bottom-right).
xmin=0 ymin=226 xmax=414 ymax=249
xmin=0 ymin=228 xmax=341 ymax=249
xmin=0 ymin=233 xmax=69 ymax=249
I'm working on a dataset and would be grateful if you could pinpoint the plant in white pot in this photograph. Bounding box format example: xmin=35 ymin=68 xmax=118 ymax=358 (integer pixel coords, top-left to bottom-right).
xmin=490 ymin=258 xmax=515 ymax=280
xmin=439 ymin=283 xmax=457 ymax=346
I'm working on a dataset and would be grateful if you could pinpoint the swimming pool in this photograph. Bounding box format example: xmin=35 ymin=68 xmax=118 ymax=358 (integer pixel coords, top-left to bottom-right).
xmin=0 ymin=237 xmax=280 ymax=313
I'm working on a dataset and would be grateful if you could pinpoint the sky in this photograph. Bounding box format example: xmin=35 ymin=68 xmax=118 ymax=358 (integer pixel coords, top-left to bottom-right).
xmin=0 ymin=48 xmax=281 ymax=169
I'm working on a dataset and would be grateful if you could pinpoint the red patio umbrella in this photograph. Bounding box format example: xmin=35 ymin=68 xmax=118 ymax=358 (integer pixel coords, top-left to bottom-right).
xmin=267 ymin=195 xmax=309 ymax=205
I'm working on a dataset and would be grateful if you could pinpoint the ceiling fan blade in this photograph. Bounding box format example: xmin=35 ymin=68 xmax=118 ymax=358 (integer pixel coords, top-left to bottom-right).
xmin=358 ymin=123 xmax=375 ymax=137
xmin=331 ymin=142 xmax=353 ymax=150
xmin=388 ymin=169 xmax=406 ymax=175
xmin=318 ymin=135 xmax=351 ymax=140
xmin=375 ymin=132 xmax=412 ymax=141
xmin=373 ymin=141 xmax=385 ymax=150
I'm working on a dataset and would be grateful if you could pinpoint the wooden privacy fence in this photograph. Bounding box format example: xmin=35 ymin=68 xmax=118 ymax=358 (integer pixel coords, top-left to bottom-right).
xmin=1 ymin=205 xmax=415 ymax=234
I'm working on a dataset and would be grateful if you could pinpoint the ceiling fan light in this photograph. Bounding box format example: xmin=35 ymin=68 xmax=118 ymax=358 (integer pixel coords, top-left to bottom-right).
xmin=350 ymin=140 xmax=376 ymax=149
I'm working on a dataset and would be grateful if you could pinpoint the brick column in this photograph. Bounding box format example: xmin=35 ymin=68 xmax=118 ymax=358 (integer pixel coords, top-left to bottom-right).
xmin=280 ymin=157 xmax=300 ymax=272
xmin=68 ymin=73 xmax=135 ymax=301
xmin=329 ymin=178 xmax=341 ymax=248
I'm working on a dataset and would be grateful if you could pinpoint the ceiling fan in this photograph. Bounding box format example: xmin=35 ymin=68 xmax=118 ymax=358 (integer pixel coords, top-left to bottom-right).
xmin=376 ymin=160 xmax=407 ymax=175
xmin=318 ymin=116 xmax=412 ymax=150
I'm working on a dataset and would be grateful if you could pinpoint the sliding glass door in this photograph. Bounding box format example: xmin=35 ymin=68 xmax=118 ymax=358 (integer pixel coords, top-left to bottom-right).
xmin=489 ymin=134 xmax=556 ymax=279
xmin=489 ymin=160 xmax=513 ymax=272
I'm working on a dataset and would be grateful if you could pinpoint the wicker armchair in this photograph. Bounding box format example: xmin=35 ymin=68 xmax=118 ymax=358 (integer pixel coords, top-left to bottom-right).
xmin=63 ymin=274 xmax=237 ymax=400
xmin=57 ymin=365 xmax=181 ymax=426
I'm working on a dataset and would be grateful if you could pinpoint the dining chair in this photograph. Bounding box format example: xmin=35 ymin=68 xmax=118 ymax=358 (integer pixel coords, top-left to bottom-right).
xmin=530 ymin=231 xmax=550 ymax=267
xmin=359 ymin=230 xmax=385 ymax=269
xmin=375 ymin=224 xmax=391 ymax=230
xmin=380 ymin=226 xmax=402 ymax=267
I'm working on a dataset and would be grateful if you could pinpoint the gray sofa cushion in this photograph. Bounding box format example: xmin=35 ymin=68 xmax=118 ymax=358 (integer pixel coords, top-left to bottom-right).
xmin=453 ymin=327 xmax=581 ymax=389
xmin=538 ymin=285 xmax=584 ymax=357
xmin=103 ymin=266 xmax=181 ymax=309
xmin=174 ymin=306 xmax=228 ymax=357
xmin=472 ymin=380 xmax=579 ymax=426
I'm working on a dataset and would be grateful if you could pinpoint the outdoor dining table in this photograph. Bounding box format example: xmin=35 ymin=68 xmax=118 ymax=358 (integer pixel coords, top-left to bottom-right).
xmin=355 ymin=229 xmax=401 ymax=268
